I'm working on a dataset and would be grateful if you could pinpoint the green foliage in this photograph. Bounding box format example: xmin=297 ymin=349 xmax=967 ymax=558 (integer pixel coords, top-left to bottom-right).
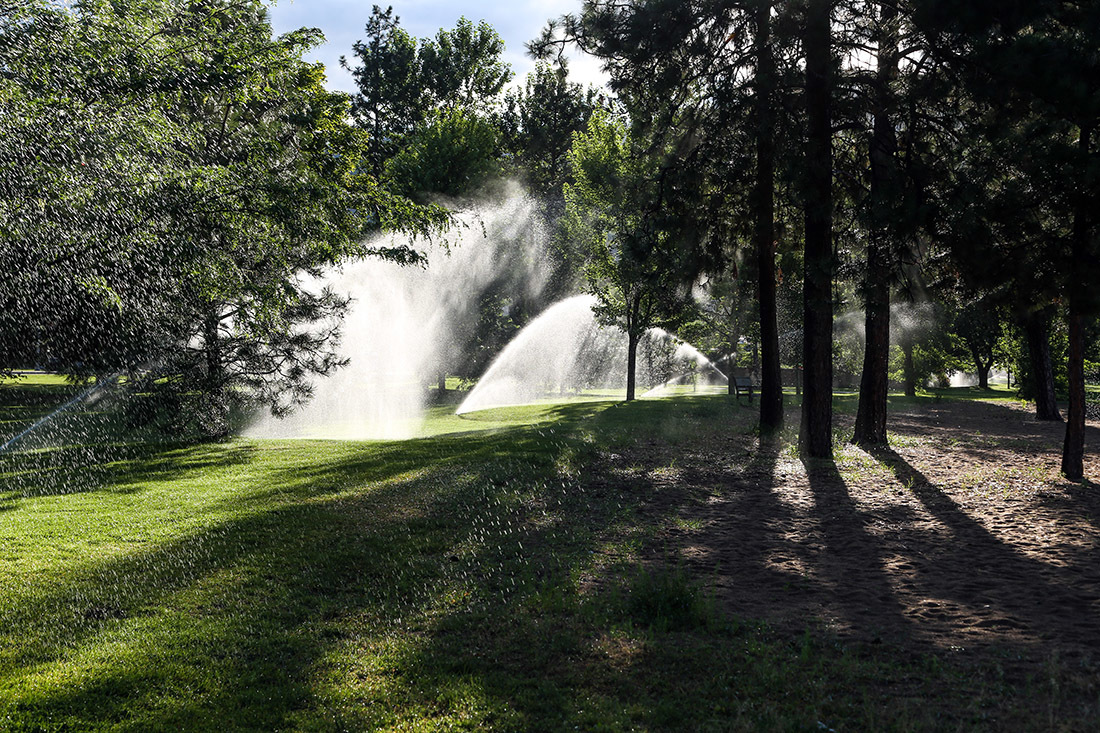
xmin=385 ymin=107 xmax=501 ymax=201
xmin=420 ymin=17 xmax=512 ymax=112
xmin=564 ymin=111 xmax=692 ymax=337
xmin=913 ymin=0 xmax=1100 ymax=315
xmin=453 ymin=289 xmax=522 ymax=383
xmin=499 ymin=61 xmax=597 ymax=200
xmin=345 ymin=8 xmax=512 ymax=200
xmin=342 ymin=5 xmax=428 ymax=176
xmin=0 ymin=0 xmax=446 ymax=435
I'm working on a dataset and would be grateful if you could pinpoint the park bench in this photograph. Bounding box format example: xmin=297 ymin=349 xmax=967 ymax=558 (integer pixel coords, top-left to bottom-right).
xmin=733 ymin=376 xmax=754 ymax=404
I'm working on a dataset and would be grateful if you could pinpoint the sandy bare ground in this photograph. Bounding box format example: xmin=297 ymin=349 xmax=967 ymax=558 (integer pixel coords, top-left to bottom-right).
xmin=604 ymin=398 xmax=1100 ymax=667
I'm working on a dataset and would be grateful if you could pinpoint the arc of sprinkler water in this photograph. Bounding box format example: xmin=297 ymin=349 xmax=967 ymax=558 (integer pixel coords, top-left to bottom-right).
xmin=0 ymin=378 xmax=113 ymax=454
xmin=633 ymin=330 xmax=729 ymax=399
xmin=645 ymin=328 xmax=728 ymax=381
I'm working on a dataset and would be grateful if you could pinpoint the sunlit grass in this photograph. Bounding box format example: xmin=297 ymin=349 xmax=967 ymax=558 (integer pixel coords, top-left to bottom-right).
xmin=0 ymin=371 xmax=74 ymax=388
xmin=0 ymin=377 xmax=1093 ymax=730
xmin=0 ymin=389 xmax=768 ymax=730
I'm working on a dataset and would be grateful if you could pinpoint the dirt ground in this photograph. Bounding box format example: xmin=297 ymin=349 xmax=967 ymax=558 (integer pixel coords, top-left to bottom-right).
xmin=614 ymin=398 xmax=1100 ymax=672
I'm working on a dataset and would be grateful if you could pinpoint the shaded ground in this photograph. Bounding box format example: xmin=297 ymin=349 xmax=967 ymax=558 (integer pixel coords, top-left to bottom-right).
xmin=589 ymin=397 xmax=1100 ymax=722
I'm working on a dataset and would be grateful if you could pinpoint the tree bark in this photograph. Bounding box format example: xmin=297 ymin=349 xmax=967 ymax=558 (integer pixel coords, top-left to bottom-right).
xmin=965 ymin=339 xmax=992 ymax=389
xmin=1062 ymin=304 xmax=1086 ymax=479
xmin=853 ymin=0 xmax=898 ymax=448
xmin=1024 ymin=307 xmax=1062 ymax=420
xmin=204 ymin=310 xmax=223 ymax=396
xmin=972 ymin=343 xmax=998 ymax=387
xmin=1062 ymin=123 xmax=1091 ymax=480
xmin=626 ymin=330 xmax=639 ymax=402
xmin=799 ymin=0 xmax=834 ymax=459
xmin=203 ymin=307 xmax=229 ymax=436
xmin=755 ymin=0 xmax=784 ymax=434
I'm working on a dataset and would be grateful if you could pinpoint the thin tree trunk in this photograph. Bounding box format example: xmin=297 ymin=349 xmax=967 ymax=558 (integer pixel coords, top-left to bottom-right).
xmin=756 ymin=0 xmax=783 ymax=433
xmin=800 ymin=0 xmax=834 ymax=459
xmin=626 ymin=330 xmax=639 ymax=402
xmin=204 ymin=310 xmax=223 ymax=397
xmin=1062 ymin=304 xmax=1086 ymax=479
xmin=853 ymin=0 xmax=898 ymax=447
xmin=203 ymin=308 xmax=229 ymax=436
xmin=727 ymin=348 xmax=738 ymax=395
xmin=1024 ymin=307 xmax=1062 ymax=420
xmin=1062 ymin=123 xmax=1091 ymax=480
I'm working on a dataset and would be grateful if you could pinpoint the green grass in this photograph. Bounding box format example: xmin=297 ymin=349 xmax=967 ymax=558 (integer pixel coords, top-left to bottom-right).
xmin=1 ymin=372 xmax=74 ymax=386
xmin=0 ymin=378 xmax=1090 ymax=730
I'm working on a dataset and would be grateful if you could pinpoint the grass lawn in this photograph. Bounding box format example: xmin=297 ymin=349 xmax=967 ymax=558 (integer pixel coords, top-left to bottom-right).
xmin=0 ymin=378 xmax=1095 ymax=730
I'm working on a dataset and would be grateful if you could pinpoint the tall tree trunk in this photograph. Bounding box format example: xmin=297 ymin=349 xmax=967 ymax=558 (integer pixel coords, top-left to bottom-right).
xmin=726 ymin=315 xmax=741 ymax=396
xmin=756 ymin=0 xmax=783 ymax=433
xmin=853 ymin=0 xmax=898 ymax=447
xmin=626 ymin=330 xmax=639 ymax=402
xmin=1024 ymin=308 xmax=1062 ymax=420
xmin=1062 ymin=304 xmax=1086 ymax=479
xmin=800 ymin=0 xmax=834 ymax=459
xmin=204 ymin=310 xmax=223 ymax=397
xmin=203 ymin=308 xmax=229 ymax=436
xmin=1062 ymin=124 xmax=1091 ymax=480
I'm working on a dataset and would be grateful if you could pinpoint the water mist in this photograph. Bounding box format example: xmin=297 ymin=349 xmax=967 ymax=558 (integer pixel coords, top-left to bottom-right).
xmin=456 ymin=295 xmax=727 ymax=415
xmin=245 ymin=186 xmax=550 ymax=440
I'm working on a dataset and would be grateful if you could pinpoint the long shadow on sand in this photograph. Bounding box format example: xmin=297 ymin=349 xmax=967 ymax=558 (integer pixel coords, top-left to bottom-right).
xmin=867 ymin=446 xmax=1100 ymax=658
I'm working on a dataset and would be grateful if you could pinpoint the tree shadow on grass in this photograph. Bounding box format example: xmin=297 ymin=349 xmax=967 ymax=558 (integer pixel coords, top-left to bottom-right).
xmin=4 ymin=397 xmax=1097 ymax=730
xmin=368 ymin=421 xmax=811 ymax=730
xmin=0 ymin=406 xmax=665 ymax=730
xmin=0 ymin=430 xmax=558 ymax=728
xmin=0 ymin=398 xmax=795 ymax=731
xmin=0 ymin=441 xmax=260 ymax=502
xmin=654 ymin=431 xmax=814 ymax=627
xmin=377 ymin=405 xmax=1100 ymax=730
xmin=378 ymin=410 xmax=1075 ymax=730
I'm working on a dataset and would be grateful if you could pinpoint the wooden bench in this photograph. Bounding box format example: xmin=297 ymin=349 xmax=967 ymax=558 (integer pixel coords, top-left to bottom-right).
xmin=733 ymin=376 xmax=754 ymax=404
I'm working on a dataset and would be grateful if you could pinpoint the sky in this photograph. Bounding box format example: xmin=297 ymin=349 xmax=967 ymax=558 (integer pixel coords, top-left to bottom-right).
xmin=265 ymin=0 xmax=608 ymax=96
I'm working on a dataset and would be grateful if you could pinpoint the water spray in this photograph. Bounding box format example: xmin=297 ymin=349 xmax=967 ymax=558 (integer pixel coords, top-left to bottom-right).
xmin=0 ymin=377 xmax=114 ymax=454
